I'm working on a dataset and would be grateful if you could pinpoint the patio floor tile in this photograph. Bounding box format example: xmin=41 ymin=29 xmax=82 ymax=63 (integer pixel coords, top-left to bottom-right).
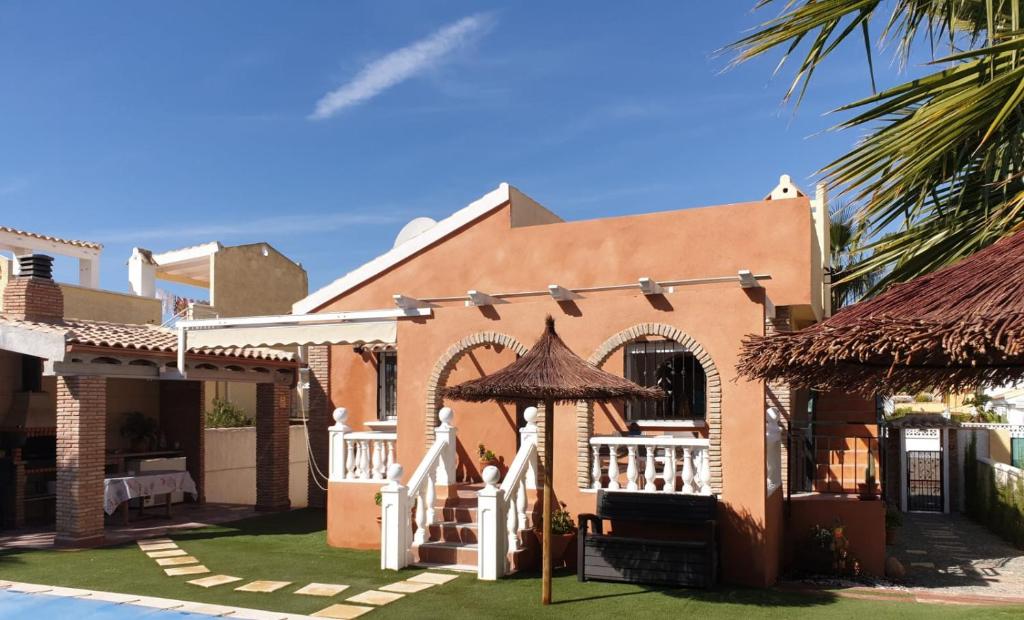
xmin=294 ymin=583 xmax=350 ymax=597
xmin=379 ymin=581 xmax=434 ymax=593
xmin=147 ymin=549 xmax=188 ymax=558
xmin=311 ymin=603 xmax=375 ymax=619
xmin=346 ymin=590 xmax=404 ymax=606
xmin=407 ymin=572 xmax=459 ymax=585
xmin=138 ymin=542 xmax=179 ymax=552
xmin=235 ymin=580 xmax=292 ymax=593
xmin=188 ymin=574 xmax=244 ymax=588
xmin=155 ymin=556 xmax=199 ymax=566
xmin=164 ymin=565 xmax=210 ymax=576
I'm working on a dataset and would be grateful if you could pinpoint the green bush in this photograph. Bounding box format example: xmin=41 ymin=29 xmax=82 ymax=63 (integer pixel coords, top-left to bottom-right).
xmin=965 ymin=433 xmax=1024 ymax=548
xmin=914 ymin=392 xmax=933 ymax=403
xmin=205 ymin=398 xmax=253 ymax=428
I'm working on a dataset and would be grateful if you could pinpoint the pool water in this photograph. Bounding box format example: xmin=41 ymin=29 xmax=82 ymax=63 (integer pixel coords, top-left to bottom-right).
xmin=0 ymin=589 xmax=209 ymax=618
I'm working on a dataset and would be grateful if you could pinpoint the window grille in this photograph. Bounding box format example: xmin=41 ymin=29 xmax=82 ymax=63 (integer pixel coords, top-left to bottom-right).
xmin=623 ymin=341 xmax=706 ymax=421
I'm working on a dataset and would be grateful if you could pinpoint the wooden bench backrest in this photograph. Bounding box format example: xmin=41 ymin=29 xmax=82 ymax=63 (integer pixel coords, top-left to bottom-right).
xmin=596 ymin=490 xmax=717 ymax=524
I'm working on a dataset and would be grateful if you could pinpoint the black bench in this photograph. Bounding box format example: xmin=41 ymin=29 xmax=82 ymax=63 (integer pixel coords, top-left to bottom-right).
xmin=577 ymin=490 xmax=718 ymax=588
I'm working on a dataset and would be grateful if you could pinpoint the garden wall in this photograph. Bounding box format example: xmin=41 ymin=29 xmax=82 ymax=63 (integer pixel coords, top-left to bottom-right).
xmin=965 ymin=451 xmax=1024 ymax=548
xmin=204 ymin=425 xmax=310 ymax=508
xmin=783 ymin=494 xmax=885 ymax=577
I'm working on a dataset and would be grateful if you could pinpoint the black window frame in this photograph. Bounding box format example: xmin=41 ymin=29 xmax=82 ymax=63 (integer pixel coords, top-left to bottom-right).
xmin=623 ymin=340 xmax=706 ymax=422
xmin=376 ymin=350 xmax=398 ymax=421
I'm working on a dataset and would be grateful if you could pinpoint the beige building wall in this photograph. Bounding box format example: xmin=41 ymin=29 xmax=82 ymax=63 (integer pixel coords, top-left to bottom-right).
xmin=204 ymin=425 xmax=309 ymax=507
xmin=61 ymin=284 xmax=162 ymax=325
xmin=203 ymin=382 xmax=258 ymax=419
xmin=210 ymin=244 xmax=307 ymax=318
xmin=990 ymin=428 xmax=1014 ymax=466
xmin=0 ymin=257 xmax=9 ymax=313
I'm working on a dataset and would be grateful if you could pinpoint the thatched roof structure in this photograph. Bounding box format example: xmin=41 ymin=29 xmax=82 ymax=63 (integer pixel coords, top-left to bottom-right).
xmin=739 ymin=229 xmax=1024 ymax=394
xmin=443 ymin=316 xmax=665 ymax=404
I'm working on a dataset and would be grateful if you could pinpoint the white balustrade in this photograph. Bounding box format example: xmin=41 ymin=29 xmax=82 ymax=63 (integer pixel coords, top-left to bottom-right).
xmin=328 ymin=407 xmax=398 ymax=483
xmin=478 ymin=406 xmax=539 ymax=581
xmin=589 ymin=435 xmax=712 ymax=495
xmin=379 ymin=407 xmax=458 ymax=571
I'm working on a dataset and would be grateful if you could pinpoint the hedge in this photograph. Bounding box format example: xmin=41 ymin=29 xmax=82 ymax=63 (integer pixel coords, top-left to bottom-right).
xmin=965 ymin=434 xmax=1024 ymax=548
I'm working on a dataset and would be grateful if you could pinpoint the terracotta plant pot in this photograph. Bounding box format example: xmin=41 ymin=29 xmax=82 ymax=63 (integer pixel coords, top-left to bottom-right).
xmin=478 ymin=459 xmax=499 ymax=479
xmin=536 ymin=531 xmax=576 ymax=568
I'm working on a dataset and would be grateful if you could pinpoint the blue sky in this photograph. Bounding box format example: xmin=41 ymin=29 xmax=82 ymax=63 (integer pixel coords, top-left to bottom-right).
xmin=0 ymin=2 xmax=888 ymax=296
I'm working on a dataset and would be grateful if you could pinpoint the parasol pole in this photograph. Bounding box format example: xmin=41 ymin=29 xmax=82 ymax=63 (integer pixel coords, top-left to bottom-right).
xmin=541 ymin=398 xmax=554 ymax=605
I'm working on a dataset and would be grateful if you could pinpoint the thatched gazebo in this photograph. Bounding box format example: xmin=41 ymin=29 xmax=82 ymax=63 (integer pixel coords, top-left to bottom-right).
xmin=443 ymin=316 xmax=663 ymax=605
xmin=738 ymin=229 xmax=1024 ymax=394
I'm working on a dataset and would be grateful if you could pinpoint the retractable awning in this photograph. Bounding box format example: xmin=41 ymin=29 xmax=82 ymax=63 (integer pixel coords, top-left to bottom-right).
xmin=176 ymin=308 xmax=430 ymax=373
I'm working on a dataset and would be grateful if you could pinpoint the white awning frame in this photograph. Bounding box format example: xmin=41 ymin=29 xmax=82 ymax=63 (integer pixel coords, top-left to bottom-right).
xmin=175 ymin=308 xmax=431 ymax=375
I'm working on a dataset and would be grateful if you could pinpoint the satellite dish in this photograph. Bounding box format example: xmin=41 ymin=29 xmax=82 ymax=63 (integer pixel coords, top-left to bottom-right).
xmin=394 ymin=217 xmax=437 ymax=248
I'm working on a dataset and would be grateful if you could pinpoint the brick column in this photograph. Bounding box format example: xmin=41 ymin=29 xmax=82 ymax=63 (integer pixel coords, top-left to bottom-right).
xmin=160 ymin=381 xmax=205 ymax=503
xmin=306 ymin=345 xmax=331 ymax=509
xmin=55 ymin=375 xmax=106 ymax=547
xmin=256 ymin=382 xmax=292 ymax=512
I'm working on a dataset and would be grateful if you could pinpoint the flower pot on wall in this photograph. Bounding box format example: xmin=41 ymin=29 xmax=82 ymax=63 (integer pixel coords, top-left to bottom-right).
xmin=536 ymin=531 xmax=576 ymax=568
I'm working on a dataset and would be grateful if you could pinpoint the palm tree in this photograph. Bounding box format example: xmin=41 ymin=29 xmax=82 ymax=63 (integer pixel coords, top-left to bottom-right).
xmin=729 ymin=1 xmax=1024 ymax=293
xmin=829 ymin=203 xmax=881 ymax=309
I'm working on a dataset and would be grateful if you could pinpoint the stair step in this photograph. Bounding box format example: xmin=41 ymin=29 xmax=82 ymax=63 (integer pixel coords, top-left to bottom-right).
xmin=439 ymin=506 xmax=478 ymax=523
xmin=414 ymin=541 xmax=479 ymax=566
xmin=410 ymin=562 xmax=477 ymax=573
xmin=427 ymin=521 xmax=478 ymax=544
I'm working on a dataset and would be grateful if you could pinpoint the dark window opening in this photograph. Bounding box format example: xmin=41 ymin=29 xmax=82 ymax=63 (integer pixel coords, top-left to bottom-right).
xmin=21 ymin=355 xmax=42 ymax=393
xmin=377 ymin=351 xmax=397 ymax=421
xmin=623 ymin=341 xmax=706 ymax=421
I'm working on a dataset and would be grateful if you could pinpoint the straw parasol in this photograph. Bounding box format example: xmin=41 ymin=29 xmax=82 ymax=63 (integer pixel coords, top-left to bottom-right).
xmin=443 ymin=316 xmax=663 ymax=605
xmin=738 ymin=229 xmax=1024 ymax=394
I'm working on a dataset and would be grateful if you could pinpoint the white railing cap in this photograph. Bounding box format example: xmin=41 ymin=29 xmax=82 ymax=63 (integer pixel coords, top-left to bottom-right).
xmin=343 ymin=431 xmax=398 ymax=441
xmin=590 ymin=435 xmax=710 ymax=447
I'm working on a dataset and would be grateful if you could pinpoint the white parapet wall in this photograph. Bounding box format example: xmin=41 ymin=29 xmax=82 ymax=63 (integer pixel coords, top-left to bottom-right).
xmin=205 ymin=425 xmax=310 ymax=508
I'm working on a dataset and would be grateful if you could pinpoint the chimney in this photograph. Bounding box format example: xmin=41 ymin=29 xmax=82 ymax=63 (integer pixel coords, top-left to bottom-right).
xmin=1 ymin=254 xmax=64 ymax=322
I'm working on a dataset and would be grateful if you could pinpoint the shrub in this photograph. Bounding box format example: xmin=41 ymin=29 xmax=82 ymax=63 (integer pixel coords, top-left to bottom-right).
xmin=206 ymin=398 xmax=253 ymax=428
xmin=541 ymin=502 xmax=576 ymax=535
xmin=914 ymin=392 xmax=934 ymax=403
xmin=964 ymin=433 xmax=1024 ymax=548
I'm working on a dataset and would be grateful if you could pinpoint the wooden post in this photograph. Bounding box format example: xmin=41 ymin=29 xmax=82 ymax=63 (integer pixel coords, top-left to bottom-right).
xmin=542 ymin=399 xmax=554 ymax=605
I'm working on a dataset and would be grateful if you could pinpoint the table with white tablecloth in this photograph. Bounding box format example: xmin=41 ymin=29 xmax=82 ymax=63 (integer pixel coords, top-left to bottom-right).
xmin=103 ymin=470 xmax=197 ymax=520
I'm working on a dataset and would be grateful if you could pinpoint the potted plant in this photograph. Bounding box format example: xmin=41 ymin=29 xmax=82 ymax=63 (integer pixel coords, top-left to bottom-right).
xmin=858 ymin=452 xmax=879 ymax=500
xmin=119 ymin=412 xmax=159 ymax=453
xmin=535 ymin=502 xmax=577 ymax=567
xmin=885 ymin=505 xmax=903 ymax=545
xmin=478 ymin=443 xmax=499 ymax=476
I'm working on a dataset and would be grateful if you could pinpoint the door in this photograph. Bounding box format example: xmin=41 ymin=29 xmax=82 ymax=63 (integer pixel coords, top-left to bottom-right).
xmin=906 ymin=450 xmax=943 ymax=512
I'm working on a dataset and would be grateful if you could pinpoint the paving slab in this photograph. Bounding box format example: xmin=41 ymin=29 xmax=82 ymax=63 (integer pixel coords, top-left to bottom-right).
xmin=235 ymin=580 xmax=292 ymax=593
xmin=138 ymin=542 xmax=179 ymax=552
xmin=188 ymin=574 xmax=244 ymax=588
xmin=176 ymin=601 xmax=241 ymax=616
xmin=147 ymin=549 xmax=188 ymax=558
xmin=80 ymin=590 xmax=142 ymax=604
xmin=294 ymin=583 xmax=350 ymax=597
xmin=137 ymin=538 xmax=174 ymax=546
xmin=133 ymin=596 xmax=185 ymax=610
xmin=311 ymin=603 xmax=375 ymax=619
xmin=155 ymin=556 xmax=200 ymax=566
xmin=164 ymin=565 xmax=210 ymax=576
xmin=38 ymin=586 xmax=92 ymax=597
xmin=407 ymin=572 xmax=459 ymax=585
xmin=346 ymin=590 xmax=404 ymax=606
xmin=7 ymin=583 xmax=53 ymax=593
xmin=380 ymin=581 xmax=435 ymax=593
xmin=217 ymin=608 xmax=291 ymax=620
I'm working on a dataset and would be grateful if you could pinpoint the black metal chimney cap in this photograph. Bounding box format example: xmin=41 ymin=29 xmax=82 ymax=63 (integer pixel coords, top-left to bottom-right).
xmin=17 ymin=254 xmax=54 ymax=280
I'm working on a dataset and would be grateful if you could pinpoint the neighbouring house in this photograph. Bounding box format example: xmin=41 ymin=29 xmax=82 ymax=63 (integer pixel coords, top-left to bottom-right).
xmin=178 ymin=177 xmax=887 ymax=586
xmin=0 ymin=230 xmax=306 ymax=539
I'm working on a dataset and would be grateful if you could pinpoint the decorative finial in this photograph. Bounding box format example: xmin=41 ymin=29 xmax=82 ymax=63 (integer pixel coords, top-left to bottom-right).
xmin=386 ymin=463 xmax=404 ymax=481
xmin=332 ymin=407 xmax=348 ymax=426
xmin=482 ymin=465 xmax=500 ymax=488
xmin=545 ymin=315 xmax=555 ymax=332
xmin=523 ymin=406 xmax=538 ymax=427
xmin=438 ymin=406 xmax=454 ymax=427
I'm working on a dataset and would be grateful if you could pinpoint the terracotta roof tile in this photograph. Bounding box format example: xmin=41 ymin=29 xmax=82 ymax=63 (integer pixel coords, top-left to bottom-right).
xmin=0 ymin=226 xmax=103 ymax=251
xmin=0 ymin=316 xmax=293 ymax=362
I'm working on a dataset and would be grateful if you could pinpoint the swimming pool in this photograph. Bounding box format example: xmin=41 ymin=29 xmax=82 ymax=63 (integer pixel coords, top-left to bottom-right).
xmin=0 ymin=589 xmax=210 ymax=618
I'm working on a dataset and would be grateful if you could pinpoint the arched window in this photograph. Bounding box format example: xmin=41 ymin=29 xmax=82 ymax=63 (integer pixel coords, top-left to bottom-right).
xmin=624 ymin=340 xmax=706 ymax=421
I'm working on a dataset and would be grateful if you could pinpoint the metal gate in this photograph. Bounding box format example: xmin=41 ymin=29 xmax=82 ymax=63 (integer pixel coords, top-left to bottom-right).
xmin=907 ymin=450 xmax=943 ymax=512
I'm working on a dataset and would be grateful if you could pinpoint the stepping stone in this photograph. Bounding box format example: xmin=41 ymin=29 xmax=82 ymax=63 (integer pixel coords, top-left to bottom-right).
xmin=155 ymin=556 xmax=199 ymax=567
xmin=911 ymin=562 xmax=936 ymax=569
xmin=235 ymin=580 xmax=292 ymax=593
xmin=188 ymin=574 xmax=244 ymax=588
xmin=906 ymin=549 xmax=928 ymax=555
xmin=407 ymin=572 xmax=459 ymax=585
xmin=137 ymin=538 xmax=173 ymax=546
xmin=311 ymin=604 xmax=374 ymax=619
xmin=165 ymin=565 xmax=209 ymax=576
xmin=147 ymin=549 xmax=188 ymax=559
xmin=380 ymin=581 xmax=434 ymax=593
xmin=139 ymin=542 xmax=178 ymax=552
xmin=295 ymin=583 xmax=350 ymax=597
xmin=346 ymin=590 xmax=404 ymax=606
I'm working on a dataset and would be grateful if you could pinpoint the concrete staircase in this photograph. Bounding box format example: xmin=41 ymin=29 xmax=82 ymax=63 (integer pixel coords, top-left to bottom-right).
xmin=412 ymin=483 xmax=532 ymax=573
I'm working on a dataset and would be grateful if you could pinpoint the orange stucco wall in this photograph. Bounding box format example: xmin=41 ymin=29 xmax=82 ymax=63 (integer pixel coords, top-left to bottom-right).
xmin=784 ymin=495 xmax=886 ymax=577
xmin=320 ymin=196 xmax=822 ymax=585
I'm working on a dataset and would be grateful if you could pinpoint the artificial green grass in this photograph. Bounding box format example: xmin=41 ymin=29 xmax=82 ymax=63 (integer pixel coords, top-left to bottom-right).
xmin=1 ymin=509 xmax=1022 ymax=619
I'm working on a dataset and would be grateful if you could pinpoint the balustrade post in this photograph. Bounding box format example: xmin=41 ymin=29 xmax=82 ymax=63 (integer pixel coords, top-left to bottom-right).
xmin=607 ymin=445 xmax=620 ymax=490
xmin=520 ymin=407 xmax=539 ymax=489
xmin=644 ymin=445 xmax=657 ymax=491
xmin=425 ymin=473 xmax=437 ymax=527
xmin=516 ymin=479 xmax=528 ymax=535
xmin=434 ymin=407 xmax=458 ymax=487
xmin=626 ymin=445 xmax=639 ymax=491
xmin=380 ymin=464 xmax=410 ymax=570
xmin=358 ymin=440 xmax=371 ymax=479
xmin=699 ymin=449 xmax=712 ymax=495
xmin=477 ymin=466 xmax=507 ymax=580
xmin=681 ymin=447 xmax=695 ymax=494
xmin=591 ymin=445 xmax=602 ymax=490
xmin=371 ymin=441 xmax=384 ymax=480
xmin=328 ymin=408 xmax=351 ymax=482
xmin=663 ymin=446 xmax=677 ymax=493
xmin=345 ymin=438 xmax=357 ymax=480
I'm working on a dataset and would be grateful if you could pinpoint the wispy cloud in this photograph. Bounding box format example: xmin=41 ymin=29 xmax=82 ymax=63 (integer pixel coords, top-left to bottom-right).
xmin=310 ymin=13 xmax=495 ymax=120
xmin=91 ymin=211 xmax=406 ymax=244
